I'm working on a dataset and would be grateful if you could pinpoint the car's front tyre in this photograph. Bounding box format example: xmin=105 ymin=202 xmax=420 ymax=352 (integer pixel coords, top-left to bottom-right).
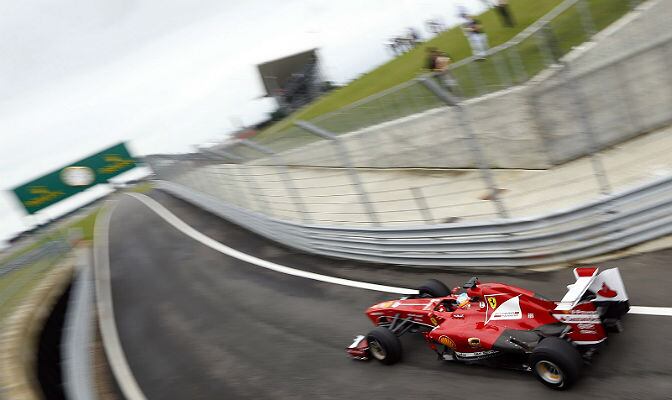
xmin=366 ymin=327 xmax=402 ymax=365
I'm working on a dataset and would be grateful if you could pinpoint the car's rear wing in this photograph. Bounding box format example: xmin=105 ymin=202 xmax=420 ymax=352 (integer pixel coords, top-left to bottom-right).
xmin=555 ymin=267 xmax=629 ymax=311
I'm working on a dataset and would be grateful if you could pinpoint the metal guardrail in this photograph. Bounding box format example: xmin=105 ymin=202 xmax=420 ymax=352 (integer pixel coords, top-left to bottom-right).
xmin=0 ymin=240 xmax=70 ymax=277
xmin=155 ymin=173 xmax=672 ymax=269
xmin=63 ymin=247 xmax=98 ymax=400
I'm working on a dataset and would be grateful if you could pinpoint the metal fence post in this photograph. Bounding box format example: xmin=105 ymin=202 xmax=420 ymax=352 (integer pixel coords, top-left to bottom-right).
xmin=238 ymin=139 xmax=311 ymax=223
xmin=421 ymin=78 xmax=510 ymax=219
xmin=203 ymin=149 xmax=256 ymax=210
xmin=189 ymin=159 xmax=207 ymax=193
xmin=201 ymin=149 xmax=241 ymax=204
xmin=410 ymin=187 xmax=435 ymax=224
xmin=611 ymin=62 xmax=638 ymax=135
xmin=565 ymin=67 xmax=612 ymax=195
xmin=576 ymin=0 xmax=596 ymax=37
xmin=536 ymin=28 xmax=557 ymax=67
xmin=169 ymin=160 xmax=180 ymax=184
xmin=506 ymin=46 xmax=528 ymax=84
xmin=491 ymin=52 xmax=512 ymax=89
xmin=294 ymin=121 xmax=381 ymax=226
xmin=467 ymin=61 xmax=485 ymax=97
xmin=543 ymin=24 xmax=564 ymax=64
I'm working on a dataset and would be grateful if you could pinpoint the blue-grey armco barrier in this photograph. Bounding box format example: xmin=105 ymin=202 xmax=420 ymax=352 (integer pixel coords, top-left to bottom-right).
xmin=154 ymin=174 xmax=672 ymax=269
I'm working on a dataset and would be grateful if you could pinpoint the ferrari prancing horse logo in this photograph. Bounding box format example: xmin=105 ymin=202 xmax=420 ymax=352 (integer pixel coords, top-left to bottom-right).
xmin=487 ymin=297 xmax=497 ymax=309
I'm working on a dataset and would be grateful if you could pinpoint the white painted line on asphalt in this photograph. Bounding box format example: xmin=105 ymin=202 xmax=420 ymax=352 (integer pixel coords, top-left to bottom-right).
xmin=127 ymin=193 xmax=418 ymax=295
xmin=629 ymin=306 xmax=672 ymax=317
xmin=93 ymin=201 xmax=148 ymax=400
xmin=127 ymin=193 xmax=672 ymax=317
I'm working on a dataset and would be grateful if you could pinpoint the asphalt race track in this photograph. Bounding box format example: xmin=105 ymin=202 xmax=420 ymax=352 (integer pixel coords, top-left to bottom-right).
xmin=103 ymin=190 xmax=672 ymax=400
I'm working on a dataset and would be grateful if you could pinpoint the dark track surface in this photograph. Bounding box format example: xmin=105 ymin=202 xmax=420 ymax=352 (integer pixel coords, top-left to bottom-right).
xmin=107 ymin=191 xmax=672 ymax=400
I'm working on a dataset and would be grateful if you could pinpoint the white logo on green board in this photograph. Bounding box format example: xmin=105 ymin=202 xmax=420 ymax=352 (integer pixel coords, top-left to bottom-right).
xmin=61 ymin=166 xmax=95 ymax=186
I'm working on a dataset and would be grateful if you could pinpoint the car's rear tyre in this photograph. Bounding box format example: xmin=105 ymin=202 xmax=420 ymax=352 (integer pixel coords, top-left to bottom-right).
xmin=530 ymin=337 xmax=583 ymax=390
xmin=418 ymin=279 xmax=451 ymax=298
xmin=366 ymin=327 xmax=402 ymax=365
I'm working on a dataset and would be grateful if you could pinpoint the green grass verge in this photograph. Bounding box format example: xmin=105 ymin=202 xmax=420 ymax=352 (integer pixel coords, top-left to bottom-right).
xmin=0 ymin=207 xmax=103 ymax=323
xmin=0 ymin=256 xmax=61 ymax=322
xmin=64 ymin=208 xmax=100 ymax=240
xmin=128 ymin=181 xmax=154 ymax=194
xmin=0 ymin=207 xmax=99 ymax=265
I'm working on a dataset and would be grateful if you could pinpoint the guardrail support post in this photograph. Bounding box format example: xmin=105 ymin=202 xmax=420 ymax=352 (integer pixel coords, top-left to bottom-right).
xmin=421 ymin=78 xmax=510 ymax=219
xmin=295 ymin=121 xmax=381 ymax=226
xmin=410 ymin=187 xmax=435 ymax=224
xmin=238 ymin=139 xmax=311 ymax=223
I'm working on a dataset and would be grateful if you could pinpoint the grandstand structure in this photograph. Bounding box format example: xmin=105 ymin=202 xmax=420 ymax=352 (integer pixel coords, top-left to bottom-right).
xmin=257 ymin=49 xmax=327 ymax=114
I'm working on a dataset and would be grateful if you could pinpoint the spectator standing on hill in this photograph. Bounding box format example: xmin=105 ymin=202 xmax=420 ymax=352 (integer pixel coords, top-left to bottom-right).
xmin=426 ymin=47 xmax=451 ymax=71
xmin=425 ymin=47 xmax=459 ymax=94
xmin=494 ymin=0 xmax=516 ymax=27
xmin=461 ymin=13 xmax=489 ymax=60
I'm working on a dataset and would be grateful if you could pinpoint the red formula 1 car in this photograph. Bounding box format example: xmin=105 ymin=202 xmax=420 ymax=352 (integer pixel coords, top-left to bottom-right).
xmin=347 ymin=267 xmax=629 ymax=390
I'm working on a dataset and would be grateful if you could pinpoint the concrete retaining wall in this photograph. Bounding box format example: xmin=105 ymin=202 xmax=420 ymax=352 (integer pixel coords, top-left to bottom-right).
xmin=534 ymin=35 xmax=672 ymax=164
xmin=252 ymin=86 xmax=551 ymax=169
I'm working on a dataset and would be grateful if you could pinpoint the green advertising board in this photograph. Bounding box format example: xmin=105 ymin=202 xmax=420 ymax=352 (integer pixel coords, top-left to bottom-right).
xmin=13 ymin=143 xmax=137 ymax=214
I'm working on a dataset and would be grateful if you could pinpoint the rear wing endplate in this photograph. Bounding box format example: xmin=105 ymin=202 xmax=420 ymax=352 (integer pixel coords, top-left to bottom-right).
xmin=555 ymin=267 xmax=628 ymax=311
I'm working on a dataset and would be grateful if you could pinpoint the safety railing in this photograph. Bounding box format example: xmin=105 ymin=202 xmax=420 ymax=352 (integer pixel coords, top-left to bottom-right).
xmin=154 ymin=173 xmax=672 ymax=268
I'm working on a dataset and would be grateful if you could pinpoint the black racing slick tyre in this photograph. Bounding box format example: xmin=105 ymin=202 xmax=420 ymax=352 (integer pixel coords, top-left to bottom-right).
xmin=366 ymin=327 xmax=402 ymax=365
xmin=530 ymin=337 xmax=583 ymax=390
xmin=418 ymin=279 xmax=451 ymax=298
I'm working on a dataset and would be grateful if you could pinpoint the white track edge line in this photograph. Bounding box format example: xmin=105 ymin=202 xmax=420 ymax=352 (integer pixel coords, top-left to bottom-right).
xmin=94 ymin=201 xmax=149 ymax=400
xmin=126 ymin=192 xmax=672 ymax=317
xmin=629 ymin=306 xmax=672 ymax=316
xmin=127 ymin=192 xmax=417 ymax=295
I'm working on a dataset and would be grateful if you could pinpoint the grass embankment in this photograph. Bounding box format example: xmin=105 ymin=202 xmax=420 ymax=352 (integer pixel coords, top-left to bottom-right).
xmin=0 ymin=208 xmax=101 ymax=322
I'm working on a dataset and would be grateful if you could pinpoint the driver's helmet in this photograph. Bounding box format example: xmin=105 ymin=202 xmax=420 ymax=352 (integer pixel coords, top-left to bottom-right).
xmin=456 ymin=292 xmax=470 ymax=308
